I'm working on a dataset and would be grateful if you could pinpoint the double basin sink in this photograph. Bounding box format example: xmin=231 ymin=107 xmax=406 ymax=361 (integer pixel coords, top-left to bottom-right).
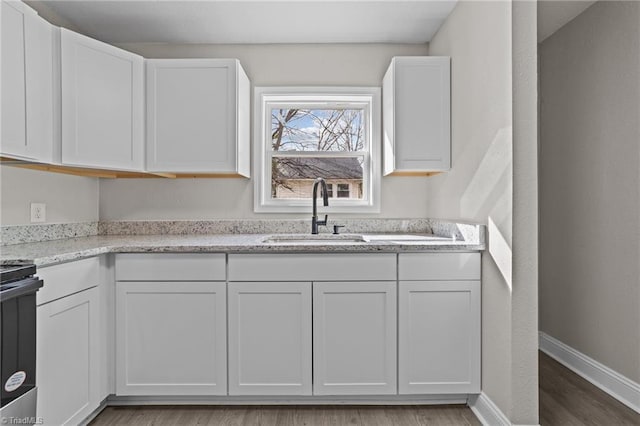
xmin=260 ymin=234 xmax=454 ymax=245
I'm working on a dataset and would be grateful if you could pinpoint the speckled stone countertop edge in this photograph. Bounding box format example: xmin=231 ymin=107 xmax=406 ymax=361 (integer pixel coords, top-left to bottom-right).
xmin=0 ymin=233 xmax=485 ymax=267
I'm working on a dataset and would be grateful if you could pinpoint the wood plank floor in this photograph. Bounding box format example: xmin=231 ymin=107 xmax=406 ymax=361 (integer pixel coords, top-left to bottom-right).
xmin=539 ymin=351 xmax=640 ymax=426
xmin=89 ymin=405 xmax=481 ymax=426
xmin=90 ymin=352 xmax=640 ymax=425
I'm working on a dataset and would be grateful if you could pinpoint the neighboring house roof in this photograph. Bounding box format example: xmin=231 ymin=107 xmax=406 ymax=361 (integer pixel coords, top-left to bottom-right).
xmin=275 ymin=157 xmax=363 ymax=180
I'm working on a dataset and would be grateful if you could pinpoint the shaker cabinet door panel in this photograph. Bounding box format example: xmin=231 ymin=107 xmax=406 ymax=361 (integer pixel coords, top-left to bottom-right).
xmin=36 ymin=287 xmax=100 ymax=426
xmin=398 ymin=280 xmax=480 ymax=394
xmin=1 ymin=0 xmax=28 ymax=157
xmin=228 ymin=282 xmax=312 ymax=396
xmin=61 ymin=28 xmax=144 ymax=171
xmin=115 ymin=281 xmax=227 ymax=396
xmin=1 ymin=1 xmax=54 ymax=162
xmin=383 ymin=56 xmax=450 ymax=174
xmin=313 ymin=281 xmax=397 ymax=395
xmin=146 ymin=59 xmax=250 ymax=175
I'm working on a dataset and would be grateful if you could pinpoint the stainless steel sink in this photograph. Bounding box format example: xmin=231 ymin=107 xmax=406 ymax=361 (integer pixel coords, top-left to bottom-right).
xmin=362 ymin=234 xmax=454 ymax=243
xmin=261 ymin=234 xmax=367 ymax=244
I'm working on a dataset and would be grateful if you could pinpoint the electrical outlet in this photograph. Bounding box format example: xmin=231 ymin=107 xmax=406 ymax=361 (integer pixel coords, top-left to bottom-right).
xmin=30 ymin=203 xmax=46 ymax=223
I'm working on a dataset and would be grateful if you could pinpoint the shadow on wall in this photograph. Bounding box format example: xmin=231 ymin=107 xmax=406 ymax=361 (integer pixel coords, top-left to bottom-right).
xmin=460 ymin=126 xmax=513 ymax=290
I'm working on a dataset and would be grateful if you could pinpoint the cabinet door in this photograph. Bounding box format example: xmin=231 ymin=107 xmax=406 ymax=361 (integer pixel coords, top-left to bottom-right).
xmin=37 ymin=287 xmax=100 ymax=426
xmin=313 ymin=281 xmax=397 ymax=395
xmin=1 ymin=0 xmax=29 ymax=157
xmin=228 ymin=282 xmax=312 ymax=395
xmin=383 ymin=56 xmax=450 ymax=174
xmin=398 ymin=281 xmax=480 ymax=394
xmin=61 ymin=28 xmax=144 ymax=171
xmin=24 ymin=12 xmax=55 ymax=162
xmin=146 ymin=59 xmax=248 ymax=175
xmin=115 ymin=281 xmax=227 ymax=396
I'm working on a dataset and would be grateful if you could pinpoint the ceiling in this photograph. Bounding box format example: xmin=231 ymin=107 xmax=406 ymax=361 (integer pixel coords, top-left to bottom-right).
xmin=26 ymin=0 xmax=458 ymax=45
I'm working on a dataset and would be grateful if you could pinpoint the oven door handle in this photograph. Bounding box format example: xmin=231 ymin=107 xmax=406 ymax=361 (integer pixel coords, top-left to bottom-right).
xmin=0 ymin=278 xmax=43 ymax=302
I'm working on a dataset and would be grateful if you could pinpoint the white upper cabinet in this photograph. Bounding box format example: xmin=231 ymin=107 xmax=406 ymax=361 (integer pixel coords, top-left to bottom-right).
xmin=1 ymin=1 xmax=56 ymax=162
xmin=146 ymin=59 xmax=250 ymax=175
xmin=383 ymin=56 xmax=450 ymax=175
xmin=60 ymin=28 xmax=144 ymax=171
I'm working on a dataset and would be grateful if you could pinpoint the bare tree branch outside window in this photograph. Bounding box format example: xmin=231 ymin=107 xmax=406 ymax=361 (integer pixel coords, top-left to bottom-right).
xmin=270 ymin=108 xmax=365 ymax=199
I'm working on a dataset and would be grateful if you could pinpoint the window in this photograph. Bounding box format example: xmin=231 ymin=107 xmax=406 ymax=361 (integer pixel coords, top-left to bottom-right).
xmin=254 ymin=87 xmax=381 ymax=213
xmin=337 ymin=184 xmax=350 ymax=198
xmin=326 ymin=184 xmax=334 ymax=198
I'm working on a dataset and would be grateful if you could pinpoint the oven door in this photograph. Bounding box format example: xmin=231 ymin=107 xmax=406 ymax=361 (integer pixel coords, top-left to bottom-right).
xmin=1 ymin=277 xmax=42 ymax=411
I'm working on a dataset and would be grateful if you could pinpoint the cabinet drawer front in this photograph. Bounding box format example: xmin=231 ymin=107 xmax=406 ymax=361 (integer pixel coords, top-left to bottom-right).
xmin=228 ymin=254 xmax=396 ymax=282
xmin=37 ymin=257 xmax=99 ymax=306
xmin=115 ymin=253 xmax=226 ymax=281
xmin=399 ymin=253 xmax=480 ymax=280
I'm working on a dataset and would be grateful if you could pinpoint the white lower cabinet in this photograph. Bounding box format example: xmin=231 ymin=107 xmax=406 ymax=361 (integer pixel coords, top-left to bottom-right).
xmin=313 ymin=282 xmax=397 ymax=395
xmin=228 ymin=282 xmax=312 ymax=396
xmin=37 ymin=286 xmax=100 ymax=426
xmin=398 ymin=280 xmax=481 ymax=394
xmin=115 ymin=281 xmax=227 ymax=395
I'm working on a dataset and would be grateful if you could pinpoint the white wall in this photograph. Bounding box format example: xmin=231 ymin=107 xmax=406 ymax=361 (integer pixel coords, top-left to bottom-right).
xmin=428 ymin=0 xmax=513 ymax=416
xmin=429 ymin=1 xmax=539 ymax=423
xmin=540 ymin=0 xmax=640 ymax=383
xmin=99 ymin=43 xmax=431 ymax=220
xmin=0 ymin=166 xmax=98 ymax=225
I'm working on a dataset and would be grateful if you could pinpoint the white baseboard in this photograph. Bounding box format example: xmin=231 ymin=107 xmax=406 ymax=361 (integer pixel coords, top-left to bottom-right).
xmin=469 ymin=392 xmax=511 ymax=426
xmin=539 ymin=332 xmax=640 ymax=414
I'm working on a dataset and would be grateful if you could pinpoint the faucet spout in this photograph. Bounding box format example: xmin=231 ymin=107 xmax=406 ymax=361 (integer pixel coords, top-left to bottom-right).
xmin=312 ymin=178 xmax=329 ymax=234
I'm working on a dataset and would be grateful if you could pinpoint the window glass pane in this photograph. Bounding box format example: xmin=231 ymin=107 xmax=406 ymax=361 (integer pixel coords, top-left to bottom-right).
xmin=271 ymin=109 xmax=364 ymax=152
xmin=337 ymin=184 xmax=350 ymax=198
xmin=271 ymin=157 xmax=364 ymax=200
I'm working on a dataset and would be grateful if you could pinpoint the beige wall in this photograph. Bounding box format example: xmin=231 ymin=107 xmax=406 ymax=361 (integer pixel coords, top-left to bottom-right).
xmin=429 ymin=1 xmax=539 ymax=423
xmin=540 ymin=1 xmax=640 ymax=382
xmin=0 ymin=167 xmax=99 ymax=226
xmin=99 ymin=43 xmax=431 ymax=220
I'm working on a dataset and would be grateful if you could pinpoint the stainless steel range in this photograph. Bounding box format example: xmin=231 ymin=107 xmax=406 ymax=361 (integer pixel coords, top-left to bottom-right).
xmin=0 ymin=263 xmax=43 ymax=425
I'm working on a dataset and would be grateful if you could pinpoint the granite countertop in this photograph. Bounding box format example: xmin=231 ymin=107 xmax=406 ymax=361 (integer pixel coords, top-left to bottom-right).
xmin=0 ymin=232 xmax=485 ymax=267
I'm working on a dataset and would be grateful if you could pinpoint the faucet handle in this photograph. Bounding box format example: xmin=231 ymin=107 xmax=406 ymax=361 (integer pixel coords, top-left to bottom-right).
xmin=318 ymin=215 xmax=328 ymax=226
xmin=333 ymin=225 xmax=345 ymax=235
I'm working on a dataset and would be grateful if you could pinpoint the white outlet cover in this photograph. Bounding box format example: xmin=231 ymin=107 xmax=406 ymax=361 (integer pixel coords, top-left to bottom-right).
xmin=30 ymin=203 xmax=46 ymax=223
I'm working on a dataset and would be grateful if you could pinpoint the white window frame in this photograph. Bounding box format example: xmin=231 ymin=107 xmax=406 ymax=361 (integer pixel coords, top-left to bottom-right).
xmin=253 ymin=86 xmax=381 ymax=213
